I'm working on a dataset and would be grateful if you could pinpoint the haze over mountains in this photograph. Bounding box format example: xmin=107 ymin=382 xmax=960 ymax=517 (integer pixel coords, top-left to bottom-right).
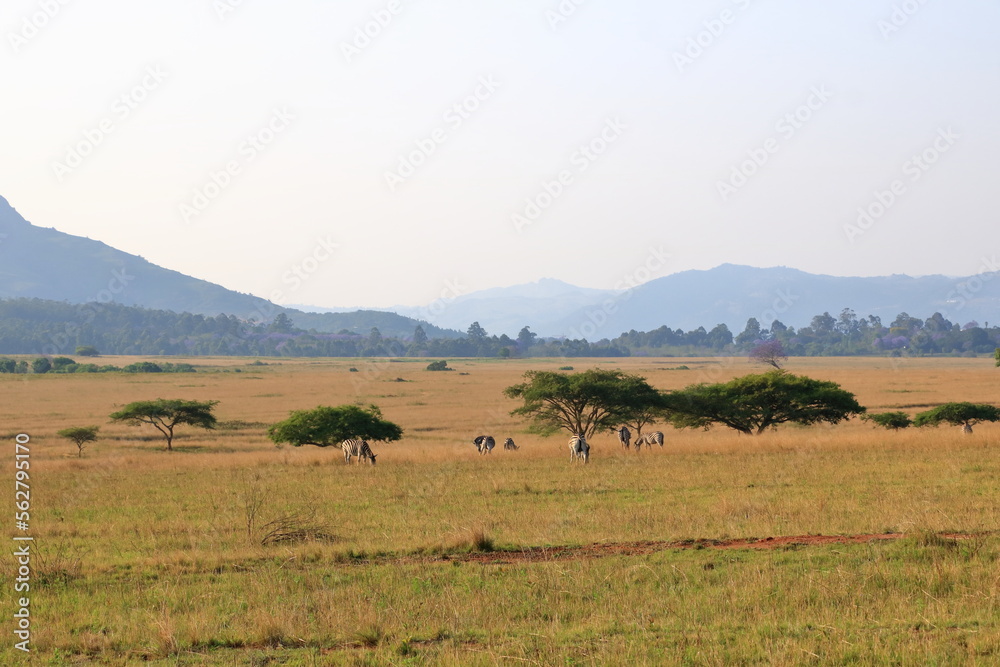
xmin=2 ymin=194 xmax=998 ymax=340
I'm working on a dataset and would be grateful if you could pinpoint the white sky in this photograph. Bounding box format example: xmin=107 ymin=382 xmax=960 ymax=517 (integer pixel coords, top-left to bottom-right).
xmin=2 ymin=0 xmax=998 ymax=308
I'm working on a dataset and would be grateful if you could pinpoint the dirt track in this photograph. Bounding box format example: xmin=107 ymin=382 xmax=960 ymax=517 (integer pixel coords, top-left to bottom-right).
xmin=442 ymin=531 xmax=988 ymax=565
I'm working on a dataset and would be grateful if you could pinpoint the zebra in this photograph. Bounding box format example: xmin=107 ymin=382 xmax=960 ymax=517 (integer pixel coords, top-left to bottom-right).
xmin=503 ymin=437 xmax=519 ymax=451
xmin=473 ymin=435 xmax=495 ymax=454
xmin=341 ymin=439 xmax=377 ymax=465
xmin=634 ymin=431 xmax=664 ymax=450
xmin=615 ymin=426 xmax=631 ymax=450
xmin=569 ymin=434 xmax=589 ymax=463
xmin=961 ymin=423 xmax=973 ymax=435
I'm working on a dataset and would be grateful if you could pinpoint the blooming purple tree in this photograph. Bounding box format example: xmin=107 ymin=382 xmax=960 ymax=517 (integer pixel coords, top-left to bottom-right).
xmin=749 ymin=339 xmax=788 ymax=370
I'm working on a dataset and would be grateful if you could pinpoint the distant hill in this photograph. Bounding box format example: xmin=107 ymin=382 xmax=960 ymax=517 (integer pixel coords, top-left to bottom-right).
xmin=384 ymin=264 xmax=999 ymax=339
xmin=0 ymin=196 xmax=459 ymax=339
xmin=556 ymin=264 xmax=1000 ymax=339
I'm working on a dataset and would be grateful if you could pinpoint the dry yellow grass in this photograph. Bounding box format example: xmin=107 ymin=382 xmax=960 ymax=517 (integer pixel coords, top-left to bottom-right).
xmin=2 ymin=355 xmax=1000 ymax=663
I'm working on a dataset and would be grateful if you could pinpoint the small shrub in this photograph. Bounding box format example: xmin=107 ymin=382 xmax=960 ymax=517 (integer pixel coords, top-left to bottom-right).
xmin=559 ymin=366 xmax=574 ymax=371
xmin=75 ymin=345 xmax=100 ymax=357
xmin=426 ymin=360 xmax=452 ymax=371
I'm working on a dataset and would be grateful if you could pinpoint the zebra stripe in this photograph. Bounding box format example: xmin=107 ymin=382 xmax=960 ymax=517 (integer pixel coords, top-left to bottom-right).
xmin=615 ymin=426 xmax=631 ymax=450
xmin=569 ymin=434 xmax=589 ymax=463
xmin=341 ymin=439 xmax=377 ymax=465
xmin=503 ymin=437 xmax=519 ymax=450
xmin=634 ymin=431 xmax=664 ymax=449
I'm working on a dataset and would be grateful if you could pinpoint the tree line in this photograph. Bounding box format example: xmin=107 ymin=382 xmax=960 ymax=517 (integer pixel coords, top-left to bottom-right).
xmin=1 ymin=297 xmax=998 ymax=359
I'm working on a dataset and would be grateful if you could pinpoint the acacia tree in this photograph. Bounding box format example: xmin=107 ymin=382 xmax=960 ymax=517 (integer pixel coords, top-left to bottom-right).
xmin=109 ymin=399 xmax=218 ymax=451
xmin=664 ymin=370 xmax=864 ymax=435
xmin=749 ymin=339 xmax=788 ymax=369
xmin=268 ymin=404 xmax=403 ymax=447
xmin=914 ymin=403 xmax=1000 ymax=432
xmin=503 ymin=369 xmax=663 ymax=439
xmin=57 ymin=426 xmax=100 ymax=457
xmin=861 ymin=412 xmax=913 ymax=430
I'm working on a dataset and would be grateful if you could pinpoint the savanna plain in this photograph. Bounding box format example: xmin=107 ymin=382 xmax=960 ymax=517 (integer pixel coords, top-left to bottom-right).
xmin=2 ymin=355 xmax=1000 ymax=665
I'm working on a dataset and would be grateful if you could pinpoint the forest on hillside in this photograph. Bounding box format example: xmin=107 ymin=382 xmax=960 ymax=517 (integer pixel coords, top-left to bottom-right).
xmin=0 ymin=298 xmax=997 ymax=360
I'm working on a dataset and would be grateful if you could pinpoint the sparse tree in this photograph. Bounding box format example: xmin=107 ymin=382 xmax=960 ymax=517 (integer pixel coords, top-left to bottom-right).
xmin=914 ymin=402 xmax=1000 ymax=432
xmin=504 ymin=369 xmax=663 ymax=439
xmin=268 ymin=312 xmax=295 ymax=333
xmin=664 ymin=370 xmax=865 ymax=435
xmin=861 ymin=412 xmax=913 ymax=430
xmin=109 ymin=399 xmax=219 ymax=451
xmin=467 ymin=321 xmax=488 ymax=340
xmin=412 ymin=325 xmax=428 ymax=345
xmin=749 ymin=339 xmax=788 ymax=369
xmin=57 ymin=426 xmax=100 ymax=457
xmin=268 ymin=404 xmax=403 ymax=448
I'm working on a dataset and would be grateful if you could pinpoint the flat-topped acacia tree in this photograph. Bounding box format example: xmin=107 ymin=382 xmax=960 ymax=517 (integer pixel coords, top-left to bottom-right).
xmin=109 ymin=399 xmax=218 ymax=451
xmin=664 ymin=370 xmax=865 ymax=435
xmin=503 ymin=369 xmax=664 ymax=439
xmin=914 ymin=402 xmax=1000 ymax=433
xmin=268 ymin=404 xmax=403 ymax=448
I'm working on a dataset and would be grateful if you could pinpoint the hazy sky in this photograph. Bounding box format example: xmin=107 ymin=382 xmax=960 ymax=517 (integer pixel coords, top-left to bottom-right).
xmin=3 ymin=0 xmax=998 ymax=309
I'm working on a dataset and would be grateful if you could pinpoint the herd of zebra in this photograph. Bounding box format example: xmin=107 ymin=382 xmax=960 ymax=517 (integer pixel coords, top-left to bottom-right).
xmin=338 ymin=426 xmax=666 ymax=466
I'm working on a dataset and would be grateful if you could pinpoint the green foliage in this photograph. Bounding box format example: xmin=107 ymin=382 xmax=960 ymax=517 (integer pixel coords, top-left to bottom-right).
xmin=0 ymin=357 xmax=16 ymax=373
xmin=913 ymin=402 xmax=1000 ymax=428
xmin=995 ymin=348 xmax=999 ymax=367
xmin=426 ymin=360 xmax=451 ymax=371
xmin=861 ymin=411 xmax=913 ymax=430
xmin=503 ymin=369 xmax=664 ymax=439
xmin=268 ymin=404 xmax=403 ymax=448
xmin=664 ymin=370 xmax=865 ymax=435
xmin=122 ymin=361 xmax=162 ymax=373
xmin=51 ymin=356 xmax=76 ymax=370
xmin=109 ymin=399 xmax=219 ymax=451
xmin=31 ymin=357 xmax=51 ymax=374
xmin=75 ymin=345 xmax=100 ymax=356
xmin=56 ymin=426 xmax=100 ymax=457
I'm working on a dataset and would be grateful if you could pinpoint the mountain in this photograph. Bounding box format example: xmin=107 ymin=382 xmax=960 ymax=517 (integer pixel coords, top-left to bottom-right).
xmin=0 ymin=196 xmax=459 ymax=339
xmin=557 ymin=264 xmax=1000 ymax=338
xmin=388 ymin=278 xmax=615 ymax=337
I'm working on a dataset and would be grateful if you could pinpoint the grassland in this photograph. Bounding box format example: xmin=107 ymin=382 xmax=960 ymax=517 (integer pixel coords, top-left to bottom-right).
xmin=2 ymin=355 xmax=999 ymax=664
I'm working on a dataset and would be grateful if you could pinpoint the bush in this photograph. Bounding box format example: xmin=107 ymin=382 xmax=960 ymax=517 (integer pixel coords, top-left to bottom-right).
xmin=123 ymin=362 xmax=162 ymax=373
xmin=75 ymin=346 xmax=100 ymax=357
xmin=31 ymin=357 xmax=52 ymax=374
xmin=426 ymin=360 xmax=452 ymax=371
xmin=862 ymin=411 xmax=913 ymax=430
xmin=0 ymin=358 xmax=16 ymax=373
xmin=51 ymin=357 xmax=76 ymax=370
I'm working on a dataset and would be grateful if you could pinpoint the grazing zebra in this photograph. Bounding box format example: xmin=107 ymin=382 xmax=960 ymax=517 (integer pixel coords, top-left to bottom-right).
xmin=569 ymin=434 xmax=589 ymax=463
xmin=503 ymin=437 xmax=519 ymax=451
xmin=634 ymin=431 xmax=664 ymax=449
xmin=615 ymin=426 xmax=631 ymax=450
xmin=473 ymin=435 xmax=495 ymax=454
xmin=962 ymin=423 xmax=973 ymax=435
xmin=341 ymin=439 xmax=377 ymax=465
